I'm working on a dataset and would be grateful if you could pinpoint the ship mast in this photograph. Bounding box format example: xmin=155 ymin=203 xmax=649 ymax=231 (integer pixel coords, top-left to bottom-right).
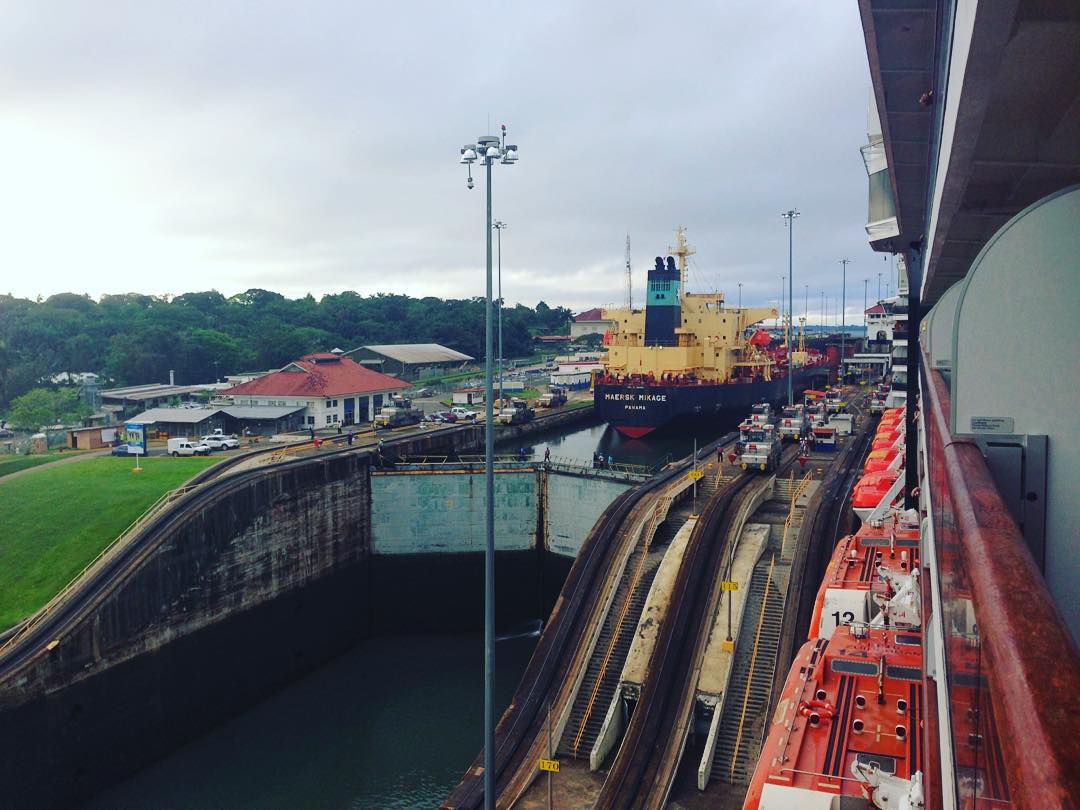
xmin=625 ymin=234 xmax=632 ymax=310
xmin=668 ymin=225 xmax=696 ymax=293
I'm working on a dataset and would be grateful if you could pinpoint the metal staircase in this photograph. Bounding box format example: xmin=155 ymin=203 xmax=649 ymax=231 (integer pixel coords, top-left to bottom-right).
xmin=557 ymin=496 xmax=676 ymax=759
xmin=557 ymin=548 xmax=663 ymax=759
xmin=709 ymin=554 xmax=785 ymax=784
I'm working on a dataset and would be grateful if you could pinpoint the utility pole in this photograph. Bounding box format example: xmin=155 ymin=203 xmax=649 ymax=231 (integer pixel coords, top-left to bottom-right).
xmin=625 ymin=234 xmax=632 ymax=310
xmin=878 ymin=270 xmax=882 ymax=302
xmin=840 ymin=259 xmax=850 ymax=377
xmin=820 ymin=290 xmax=825 ymax=333
xmin=781 ymin=209 xmax=799 ymax=406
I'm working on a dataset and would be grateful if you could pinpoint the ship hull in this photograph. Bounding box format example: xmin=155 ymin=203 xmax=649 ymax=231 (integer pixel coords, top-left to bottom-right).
xmin=594 ymin=367 xmax=828 ymax=436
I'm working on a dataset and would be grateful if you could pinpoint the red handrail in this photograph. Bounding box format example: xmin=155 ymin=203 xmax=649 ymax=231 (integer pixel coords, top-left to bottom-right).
xmin=923 ymin=366 xmax=1080 ymax=807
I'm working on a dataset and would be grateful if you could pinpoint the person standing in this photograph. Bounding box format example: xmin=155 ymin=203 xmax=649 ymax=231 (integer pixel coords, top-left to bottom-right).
xmin=347 ymin=430 xmax=354 ymax=446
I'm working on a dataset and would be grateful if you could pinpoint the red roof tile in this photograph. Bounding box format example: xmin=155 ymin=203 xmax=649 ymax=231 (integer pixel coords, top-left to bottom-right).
xmin=865 ymin=303 xmax=886 ymax=315
xmin=223 ymin=353 xmax=409 ymax=398
xmin=574 ymin=307 xmax=605 ymax=321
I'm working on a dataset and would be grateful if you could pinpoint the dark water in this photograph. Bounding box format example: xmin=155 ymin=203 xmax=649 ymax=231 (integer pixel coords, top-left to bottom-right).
xmin=87 ymin=418 xmax=718 ymax=810
xmin=84 ymin=633 xmax=536 ymax=810
xmin=504 ymin=416 xmax=742 ymax=469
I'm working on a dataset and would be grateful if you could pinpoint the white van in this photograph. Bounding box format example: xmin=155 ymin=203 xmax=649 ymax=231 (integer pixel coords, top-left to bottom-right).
xmin=167 ymin=438 xmax=211 ymax=457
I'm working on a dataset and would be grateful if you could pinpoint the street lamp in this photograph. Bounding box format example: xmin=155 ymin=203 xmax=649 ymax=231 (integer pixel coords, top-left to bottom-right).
xmin=737 ymin=281 xmax=742 ymax=310
xmin=459 ymin=125 xmax=518 ymax=810
xmin=493 ymin=220 xmax=507 ymax=407
xmin=781 ymin=209 xmax=799 ymax=406
xmin=863 ymin=278 xmax=869 ymax=341
xmin=839 ymin=259 xmax=850 ymax=377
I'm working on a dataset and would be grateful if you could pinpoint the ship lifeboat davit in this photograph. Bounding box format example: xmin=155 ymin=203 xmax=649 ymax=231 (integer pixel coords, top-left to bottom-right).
xmin=853 ymin=468 xmax=901 ymax=521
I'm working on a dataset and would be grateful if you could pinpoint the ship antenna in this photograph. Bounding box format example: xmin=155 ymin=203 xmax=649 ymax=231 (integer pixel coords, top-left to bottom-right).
xmin=668 ymin=225 xmax=696 ymax=293
xmin=625 ymin=234 xmax=633 ymax=310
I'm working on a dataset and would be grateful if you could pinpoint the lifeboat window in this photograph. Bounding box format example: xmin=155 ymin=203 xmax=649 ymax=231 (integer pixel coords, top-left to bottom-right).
xmin=854 ymin=752 xmax=897 ymax=775
xmin=895 ymin=633 xmax=921 ymax=646
xmin=886 ymin=664 xmax=922 ymax=681
xmin=830 ymin=659 xmax=879 ymax=676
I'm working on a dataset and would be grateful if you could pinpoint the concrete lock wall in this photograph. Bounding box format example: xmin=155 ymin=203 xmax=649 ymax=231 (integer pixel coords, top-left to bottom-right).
xmin=371 ymin=467 xmax=539 ymax=553
xmin=545 ymin=472 xmax=635 ymax=557
xmin=0 ymin=451 xmax=376 ymax=810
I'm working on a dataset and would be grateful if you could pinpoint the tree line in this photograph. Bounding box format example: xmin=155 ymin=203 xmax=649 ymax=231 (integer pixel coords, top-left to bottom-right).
xmin=0 ymin=290 xmax=573 ymax=414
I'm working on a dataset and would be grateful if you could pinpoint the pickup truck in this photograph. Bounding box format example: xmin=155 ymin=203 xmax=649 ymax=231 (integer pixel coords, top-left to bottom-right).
xmin=201 ymin=434 xmax=240 ymax=450
xmin=450 ymin=406 xmax=478 ymax=421
xmin=537 ymin=387 xmax=567 ymax=408
xmin=168 ymin=438 xmax=211 ymax=457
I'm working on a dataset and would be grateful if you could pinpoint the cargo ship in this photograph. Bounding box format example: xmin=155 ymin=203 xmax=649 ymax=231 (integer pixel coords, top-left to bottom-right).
xmin=594 ymin=229 xmax=832 ymax=437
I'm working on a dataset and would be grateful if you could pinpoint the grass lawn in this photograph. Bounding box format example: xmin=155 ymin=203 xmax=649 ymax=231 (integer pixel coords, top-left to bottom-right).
xmin=0 ymin=455 xmax=219 ymax=631
xmin=0 ymin=455 xmax=66 ymax=479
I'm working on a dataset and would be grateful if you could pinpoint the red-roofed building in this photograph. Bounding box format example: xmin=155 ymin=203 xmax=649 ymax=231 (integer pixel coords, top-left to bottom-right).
xmin=222 ymin=353 xmax=409 ymax=427
xmin=569 ymin=307 xmax=616 ymax=339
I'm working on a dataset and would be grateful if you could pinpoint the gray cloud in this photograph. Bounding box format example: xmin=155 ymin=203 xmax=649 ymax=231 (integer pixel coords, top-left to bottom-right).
xmin=0 ymin=1 xmax=889 ymax=322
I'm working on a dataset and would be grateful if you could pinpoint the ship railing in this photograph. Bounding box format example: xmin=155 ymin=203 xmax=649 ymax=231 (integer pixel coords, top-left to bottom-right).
xmin=921 ymin=364 xmax=1080 ymax=807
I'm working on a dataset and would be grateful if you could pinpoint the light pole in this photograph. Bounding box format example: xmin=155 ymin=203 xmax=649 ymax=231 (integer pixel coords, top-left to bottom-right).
xmin=779 ymin=276 xmax=785 ymax=332
xmin=737 ymin=281 xmax=742 ymax=310
xmin=878 ymin=271 xmax=882 ymax=302
xmin=781 ymin=209 xmax=799 ymax=406
xmin=839 ymin=259 xmax=850 ymax=377
xmin=820 ymin=290 xmax=825 ymax=333
xmin=459 ymin=127 xmax=518 ymax=810
xmin=493 ymin=220 xmax=507 ymax=407
xmin=863 ymin=278 xmax=869 ymax=341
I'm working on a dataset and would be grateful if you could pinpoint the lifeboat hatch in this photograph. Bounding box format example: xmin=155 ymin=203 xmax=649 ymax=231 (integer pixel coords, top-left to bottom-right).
xmin=855 ymin=751 xmax=897 ymax=775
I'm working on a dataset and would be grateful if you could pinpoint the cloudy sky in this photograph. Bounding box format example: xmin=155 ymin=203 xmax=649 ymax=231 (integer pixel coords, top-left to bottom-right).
xmin=0 ymin=1 xmax=898 ymax=321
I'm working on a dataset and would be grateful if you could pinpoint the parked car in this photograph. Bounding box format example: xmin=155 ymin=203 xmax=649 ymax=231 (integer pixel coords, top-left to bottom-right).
xmin=167 ymin=438 xmax=211 ymax=457
xmin=0 ymin=427 xmax=14 ymax=439
xmin=426 ymin=410 xmax=457 ymax=423
xmin=201 ymin=434 xmax=240 ymax=451
xmin=412 ymin=387 xmax=433 ymax=398
xmin=111 ymin=444 xmax=134 ymax=456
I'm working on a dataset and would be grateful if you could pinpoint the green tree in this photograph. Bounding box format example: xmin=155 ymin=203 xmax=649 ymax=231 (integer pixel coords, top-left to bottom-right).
xmin=6 ymin=388 xmax=88 ymax=430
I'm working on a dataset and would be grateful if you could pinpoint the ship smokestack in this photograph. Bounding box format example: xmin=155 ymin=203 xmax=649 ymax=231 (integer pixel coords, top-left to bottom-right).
xmin=644 ymin=255 xmax=682 ymax=346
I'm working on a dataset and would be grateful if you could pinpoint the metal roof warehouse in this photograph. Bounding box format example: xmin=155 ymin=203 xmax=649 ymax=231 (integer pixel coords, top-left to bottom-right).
xmin=346 ymin=343 xmax=473 ymax=380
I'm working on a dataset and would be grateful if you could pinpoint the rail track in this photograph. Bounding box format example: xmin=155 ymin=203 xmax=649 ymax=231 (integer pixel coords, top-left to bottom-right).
xmin=440 ymin=434 xmax=739 ymax=810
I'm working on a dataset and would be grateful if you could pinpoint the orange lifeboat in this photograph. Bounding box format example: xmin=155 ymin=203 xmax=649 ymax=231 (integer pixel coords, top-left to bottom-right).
xmin=744 ymin=625 xmax=924 ymax=810
xmin=872 ymin=429 xmax=903 ymax=451
xmin=809 ymin=526 xmax=921 ymax=641
xmin=864 ymin=446 xmax=902 ymax=473
xmin=853 ymin=469 xmax=901 ymax=520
